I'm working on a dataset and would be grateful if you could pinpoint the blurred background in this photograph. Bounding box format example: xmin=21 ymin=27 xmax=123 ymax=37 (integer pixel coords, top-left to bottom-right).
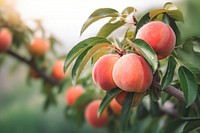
xmin=0 ymin=0 xmax=200 ymax=133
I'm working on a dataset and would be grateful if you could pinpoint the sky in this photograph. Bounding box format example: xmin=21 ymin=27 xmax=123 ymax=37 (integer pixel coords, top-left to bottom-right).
xmin=15 ymin=0 xmax=179 ymax=54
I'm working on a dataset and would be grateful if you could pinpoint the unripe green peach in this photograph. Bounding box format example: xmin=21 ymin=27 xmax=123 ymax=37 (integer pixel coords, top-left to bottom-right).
xmin=85 ymin=100 xmax=108 ymax=128
xmin=136 ymin=21 xmax=176 ymax=59
xmin=112 ymin=53 xmax=153 ymax=92
xmin=92 ymin=54 xmax=120 ymax=91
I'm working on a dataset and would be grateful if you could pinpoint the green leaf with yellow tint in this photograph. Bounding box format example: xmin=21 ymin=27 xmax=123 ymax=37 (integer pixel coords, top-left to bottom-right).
xmin=64 ymin=37 xmax=110 ymax=73
xmin=81 ymin=8 xmax=119 ymax=35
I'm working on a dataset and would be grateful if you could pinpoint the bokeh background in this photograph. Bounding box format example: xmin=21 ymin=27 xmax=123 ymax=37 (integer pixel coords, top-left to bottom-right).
xmin=0 ymin=0 xmax=200 ymax=132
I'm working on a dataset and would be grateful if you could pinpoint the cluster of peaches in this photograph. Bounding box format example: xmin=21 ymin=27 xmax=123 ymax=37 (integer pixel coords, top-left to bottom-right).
xmin=64 ymin=21 xmax=176 ymax=128
xmin=0 ymin=27 xmax=67 ymax=81
xmin=65 ymin=84 xmax=121 ymax=128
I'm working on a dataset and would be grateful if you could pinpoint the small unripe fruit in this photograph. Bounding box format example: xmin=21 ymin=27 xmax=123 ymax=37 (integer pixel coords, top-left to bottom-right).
xmin=65 ymin=85 xmax=85 ymax=106
xmin=28 ymin=37 xmax=49 ymax=56
xmin=115 ymin=91 xmax=145 ymax=107
xmin=0 ymin=28 xmax=12 ymax=52
xmin=110 ymin=98 xmax=122 ymax=116
xmin=92 ymin=54 xmax=120 ymax=91
xmin=136 ymin=21 xmax=176 ymax=59
xmin=51 ymin=60 xmax=69 ymax=80
xmin=112 ymin=53 xmax=153 ymax=92
xmin=85 ymin=100 xmax=108 ymax=128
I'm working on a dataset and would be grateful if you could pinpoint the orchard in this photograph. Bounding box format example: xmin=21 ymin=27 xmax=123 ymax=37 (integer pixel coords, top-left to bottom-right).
xmin=0 ymin=0 xmax=200 ymax=133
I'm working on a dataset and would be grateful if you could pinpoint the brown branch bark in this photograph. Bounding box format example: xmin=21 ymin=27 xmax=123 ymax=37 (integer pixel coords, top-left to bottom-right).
xmin=152 ymin=79 xmax=198 ymax=110
xmin=6 ymin=49 xmax=59 ymax=85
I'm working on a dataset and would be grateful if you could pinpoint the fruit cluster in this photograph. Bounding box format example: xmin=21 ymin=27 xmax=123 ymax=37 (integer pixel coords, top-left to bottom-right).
xmin=92 ymin=21 xmax=176 ymax=116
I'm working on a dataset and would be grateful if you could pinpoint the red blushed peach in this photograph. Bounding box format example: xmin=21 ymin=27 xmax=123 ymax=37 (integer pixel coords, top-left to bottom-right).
xmin=136 ymin=21 xmax=176 ymax=59
xmin=115 ymin=91 xmax=145 ymax=107
xmin=85 ymin=100 xmax=108 ymax=128
xmin=92 ymin=54 xmax=120 ymax=91
xmin=0 ymin=28 xmax=12 ymax=52
xmin=51 ymin=60 xmax=69 ymax=81
xmin=110 ymin=98 xmax=122 ymax=116
xmin=28 ymin=37 xmax=49 ymax=56
xmin=65 ymin=85 xmax=85 ymax=107
xmin=112 ymin=53 xmax=153 ymax=92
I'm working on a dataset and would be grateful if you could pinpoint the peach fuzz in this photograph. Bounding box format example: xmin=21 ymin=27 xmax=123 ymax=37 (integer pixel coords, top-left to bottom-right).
xmin=136 ymin=21 xmax=176 ymax=59
xmin=92 ymin=54 xmax=120 ymax=91
xmin=65 ymin=85 xmax=85 ymax=107
xmin=28 ymin=37 xmax=49 ymax=56
xmin=0 ymin=28 xmax=12 ymax=52
xmin=115 ymin=91 xmax=145 ymax=107
xmin=85 ymin=100 xmax=108 ymax=128
xmin=110 ymin=98 xmax=122 ymax=116
xmin=51 ymin=60 xmax=69 ymax=80
xmin=112 ymin=53 xmax=153 ymax=92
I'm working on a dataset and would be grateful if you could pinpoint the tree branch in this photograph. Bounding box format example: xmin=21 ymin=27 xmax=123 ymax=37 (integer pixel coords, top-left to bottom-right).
xmin=152 ymin=79 xmax=197 ymax=110
xmin=6 ymin=49 xmax=59 ymax=85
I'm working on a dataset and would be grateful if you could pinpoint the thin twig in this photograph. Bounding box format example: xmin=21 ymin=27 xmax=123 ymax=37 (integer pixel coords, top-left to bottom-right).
xmin=6 ymin=49 xmax=59 ymax=85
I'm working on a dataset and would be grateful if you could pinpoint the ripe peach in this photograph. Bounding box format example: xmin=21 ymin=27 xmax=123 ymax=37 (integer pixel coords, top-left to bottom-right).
xmin=92 ymin=54 xmax=120 ymax=91
xmin=85 ymin=100 xmax=108 ymax=128
xmin=28 ymin=37 xmax=49 ymax=56
xmin=112 ymin=53 xmax=153 ymax=92
xmin=51 ymin=60 xmax=69 ymax=80
xmin=135 ymin=21 xmax=176 ymax=59
xmin=0 ymin=28 xmax=12 ymax=52
xmin=115 ymin=91 xmax=145 ymax=107
xmin=110 ymin=98 xmax=122 ymax=116
xmin=65 ymin=85 xmax=85 ymax=107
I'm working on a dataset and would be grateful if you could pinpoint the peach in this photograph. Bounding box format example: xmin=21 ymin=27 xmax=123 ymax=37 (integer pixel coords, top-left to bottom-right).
xmin=110 ymin=98 xmax=122 ymax=116
xmin=0 ymin=28 xmax=12 ymax=52
xmin=112 ymin=53 xmax=153 ymax=92
xmin=115 ymin=91 xmax=145 ymax=107
xmin=92 ymin=54 xmax=120 ymax=91
xmin=135 ymin=21 xmax=176 ymax=59
xmin=28 ymin=37 xmax=49 ymax=56
xmin=65 ymin=85 xmax=85 ymax=107
xmin=85 ymin=100 xmax=108 ymax=128
xmin=51 ymin=60 xmax=69 ymax=80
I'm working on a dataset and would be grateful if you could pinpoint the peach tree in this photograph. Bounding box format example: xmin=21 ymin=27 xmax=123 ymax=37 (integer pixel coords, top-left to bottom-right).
xmin=64 ymin=2 xmax=200 ymax=133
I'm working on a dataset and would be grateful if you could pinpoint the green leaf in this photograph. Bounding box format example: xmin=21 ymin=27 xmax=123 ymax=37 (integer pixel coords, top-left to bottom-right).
xmin=150 ymin=98 xmax=159 ymax=116
xmin=178 ymin=66 xmax=198 ymax=107
xmin=164 ymin=2 xmax=178 ymax=10
xmin=127 ymin=38 xmax=158 ymax=73
xmin=71 ymin=46 xmax=92 ymax=86
xmin=167 ymin=10 xmax=184 ymax=22
xmin=150 ymin=88 xmax=160 ymax=102
xmin=121 ymin=92 xmax=134 ymax=132
xmin=74 ymin=43 xmax=111 ymax=84
xmin=91 ymin=47 xmax=111 ymax=64
xmin=163 ymin=119 xmax=185 ymax=133
xmin=183 ymin=120 xmax=200 ymax=133
xmin=81 ymin=8 xmax=119 ymax=35
xmin=161 ymin=56 xmax=177 ymax=89
xmin=136 ymin=102 xmax=149 ymax=120
xmin=122 ymin=7 xmax=136 ymax=16
xmin=149 ymin=9 xmax=168 ymax=20
xmin=64 ymin=37 xmax=110 ymax=72
xmin=135 ymin=13 xmax=150 ymax=36
xmin=173 ymin=37 xmax=200 ymax=78
xmin=98 ymin=88 xmax=122 ymax=117
xmin=162 ymin=14 xmax=181 ymax=45
xmin=97 ymin=20 xmax=126 ymax=38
